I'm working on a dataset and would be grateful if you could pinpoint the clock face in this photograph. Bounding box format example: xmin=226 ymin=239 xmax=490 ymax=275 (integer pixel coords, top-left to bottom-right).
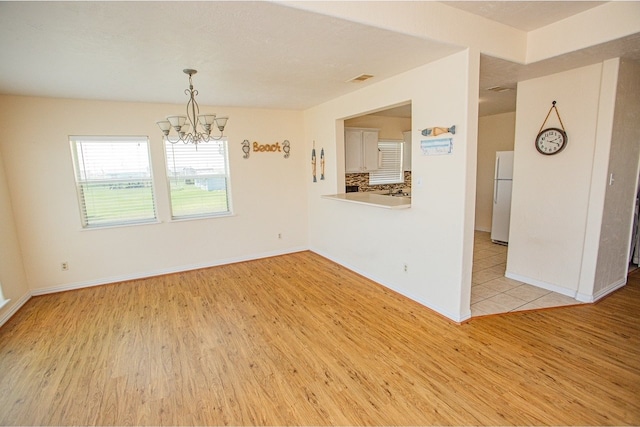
xmin=535 ymin=127 xmax=567 ymax=155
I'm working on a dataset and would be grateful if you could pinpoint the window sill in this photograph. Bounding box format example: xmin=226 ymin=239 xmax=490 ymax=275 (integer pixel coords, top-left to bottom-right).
xmin=80 ymin=219 xmax=161 ymax=231
xmin=169 ymin=212 xmax=235 ymax=223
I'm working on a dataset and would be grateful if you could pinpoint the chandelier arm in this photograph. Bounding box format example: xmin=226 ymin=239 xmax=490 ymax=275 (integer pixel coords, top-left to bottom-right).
xmin=196 ymin=128 xmax=223 ymax=142
xmin=165 ymin=134 xmax=184 ymax=144
xmin=185 ymin=88 xmax=201 ymax=132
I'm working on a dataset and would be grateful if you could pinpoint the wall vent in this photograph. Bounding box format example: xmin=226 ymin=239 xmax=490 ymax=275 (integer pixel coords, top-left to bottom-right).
xmin=485 ymin=86 xmax=513 ymax=93
xmin=348 ymin=74 xmax=374 ymax=83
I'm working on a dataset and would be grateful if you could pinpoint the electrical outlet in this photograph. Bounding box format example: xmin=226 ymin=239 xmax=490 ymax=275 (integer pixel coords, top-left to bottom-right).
xmin=403 ymin=263 xmax=408 ymax=273
xmin=278 ymin=233 xmax=282 ymax=239
xmin=61 ymin=262 xmax=69 ymax=271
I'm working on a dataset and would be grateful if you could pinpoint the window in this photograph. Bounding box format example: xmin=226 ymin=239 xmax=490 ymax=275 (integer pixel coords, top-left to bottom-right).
xmin=70 ymin=136 xmax=157 ymax=228
xmin=369 ymin=140 xmax=404 ymax=185
xmin=164 ymin=139 xmax=232 ymax=219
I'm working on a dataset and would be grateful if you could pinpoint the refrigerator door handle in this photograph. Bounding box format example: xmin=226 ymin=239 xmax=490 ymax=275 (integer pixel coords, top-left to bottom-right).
xmin=494 ymin=181 xmax=498 ymax=204
xmin=495 ymin=156 xmax=500 ymax=180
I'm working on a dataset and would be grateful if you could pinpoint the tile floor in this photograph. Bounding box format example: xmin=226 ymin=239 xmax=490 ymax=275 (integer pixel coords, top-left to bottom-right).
xmin=471 ymin=231 xmax=582 ymax=317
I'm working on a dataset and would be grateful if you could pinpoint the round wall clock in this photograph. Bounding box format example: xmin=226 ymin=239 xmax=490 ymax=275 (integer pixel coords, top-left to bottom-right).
xmin=535 ymin=127 xmax=567 ymax=155
xmin=535 ymin=101 xmax=568 ymax=156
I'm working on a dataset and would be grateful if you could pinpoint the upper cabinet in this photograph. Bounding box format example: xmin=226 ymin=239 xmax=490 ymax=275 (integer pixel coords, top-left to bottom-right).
xmin=345 ymin=128 xmax=379 ymax=173
xmin=402 ymin=131 xmax=412 ymax=172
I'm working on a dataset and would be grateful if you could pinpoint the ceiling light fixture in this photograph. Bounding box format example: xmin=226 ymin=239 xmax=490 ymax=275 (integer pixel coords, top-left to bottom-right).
xmin=157 ymin=69 xmax=228 ymax=145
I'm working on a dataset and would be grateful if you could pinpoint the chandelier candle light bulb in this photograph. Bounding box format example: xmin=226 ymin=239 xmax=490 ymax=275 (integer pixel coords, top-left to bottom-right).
xmin=157 ymin=69 xmax=228 ymax=145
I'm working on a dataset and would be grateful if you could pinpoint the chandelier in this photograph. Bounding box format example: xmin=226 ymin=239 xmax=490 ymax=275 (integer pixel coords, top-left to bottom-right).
xmin=156 ymin=69 xmax=228 ymax=144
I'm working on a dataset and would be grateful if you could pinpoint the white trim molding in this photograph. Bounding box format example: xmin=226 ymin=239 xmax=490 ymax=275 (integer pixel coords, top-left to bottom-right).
xmin=2 ymin=247 xmax=308 ymax=328
xmin=30 ymin=246 xmax=308 ymax=297
xmin=505 ymin=271 xmax=578 ymax=299
xmin=576 ymin=278 xmax=626 ymax=303
xmin=0 ymin=293 xmax=30 ymax=328
xmin=310 ymin=247 xmax=470 ymax=324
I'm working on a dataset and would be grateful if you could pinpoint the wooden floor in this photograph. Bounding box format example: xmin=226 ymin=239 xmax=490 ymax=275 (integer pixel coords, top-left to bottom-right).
xmin=1 ymin=251 xmax=639 ymax=425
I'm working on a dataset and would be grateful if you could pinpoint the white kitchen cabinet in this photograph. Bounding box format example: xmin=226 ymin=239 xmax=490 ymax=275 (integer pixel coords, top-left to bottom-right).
xmin=402 ymin=131 xmax=412 ymax=172
xmin=345 ymin=128 xmax=379 ymax=173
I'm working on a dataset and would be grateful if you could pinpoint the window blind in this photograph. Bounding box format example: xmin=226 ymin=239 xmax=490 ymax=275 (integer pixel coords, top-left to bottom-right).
xmin=164 ymin=139 xmax=232 ymax=219
xmin=369 ymin=141 xmax=404 ymax=185
xmin=70 ymin=136 xmax=157 ymax=228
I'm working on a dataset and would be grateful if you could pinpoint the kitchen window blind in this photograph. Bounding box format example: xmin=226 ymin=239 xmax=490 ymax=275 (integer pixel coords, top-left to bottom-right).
xmin=70 ymin=136 xmax=157 ymax=228
xmin=369 ymin=140 xmax=404 ymax=185
xmin=164 ymin=139 xmax=232 ymax=219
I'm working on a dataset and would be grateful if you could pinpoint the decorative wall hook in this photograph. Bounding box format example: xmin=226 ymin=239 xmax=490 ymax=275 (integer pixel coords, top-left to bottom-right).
xmin=283 ymin=140 xmax=291 ymax=159
xmin=241 ymin=139 xmax=250 ymax=159
xmin=421 ymin=125 xmax=456 ymax=137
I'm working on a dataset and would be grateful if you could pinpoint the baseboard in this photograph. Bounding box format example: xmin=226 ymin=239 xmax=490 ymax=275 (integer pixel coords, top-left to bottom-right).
xmin=8 ymin=245 xmax=472 ymax=326
xmin=505 ymin=271 xmax=578 ymax=298
xmin=310 ymin=247 xmax=469 ymax=323
xmin=30 ymin=246 xmax=309 ymax=297
xmin=576 ymin=278 xmax=626 ymax=303
xmin=0 ymin=292 xmax=31 ymax=328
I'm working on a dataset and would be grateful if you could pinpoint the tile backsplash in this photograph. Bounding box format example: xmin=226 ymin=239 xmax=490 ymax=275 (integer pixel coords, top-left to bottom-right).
xmin=345 ymin=172 xmax=411 ymax=192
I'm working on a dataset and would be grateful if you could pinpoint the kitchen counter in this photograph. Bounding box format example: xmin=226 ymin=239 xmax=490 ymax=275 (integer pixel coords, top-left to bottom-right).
xmin=322 ymin=192 xmax=411 ymax=209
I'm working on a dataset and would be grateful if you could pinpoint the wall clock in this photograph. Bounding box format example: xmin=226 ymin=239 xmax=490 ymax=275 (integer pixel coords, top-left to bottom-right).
xmin=536 ymin=101 xmax=568 ymax=156
xmin=535 ymin=127 xmax=567 ymax=155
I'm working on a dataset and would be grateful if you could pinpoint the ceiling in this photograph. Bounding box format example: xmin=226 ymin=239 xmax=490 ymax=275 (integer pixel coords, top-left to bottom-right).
xmin=442 ymin=1 xmax=605 ymax=31
xmin=479 ymin=32 xmax=640 ymax=116
xmin=0 ymin=1 xmax=638 ymax=117
xmin=0 ymin=1 xmax=459 ymax=110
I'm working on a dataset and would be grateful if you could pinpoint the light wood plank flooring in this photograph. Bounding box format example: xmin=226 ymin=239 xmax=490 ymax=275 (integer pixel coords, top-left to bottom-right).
xmin=1 ymin=251 xmax=639 ymax=425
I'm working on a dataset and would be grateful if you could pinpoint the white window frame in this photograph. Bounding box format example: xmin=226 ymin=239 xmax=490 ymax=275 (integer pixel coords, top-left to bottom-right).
xmin=164 ymin=139 xmax=233 ymax=220
xmin=369 ymin=140 xmax=404 ymax=185
xmin=69 ymin=136 xmax=157 ymax=229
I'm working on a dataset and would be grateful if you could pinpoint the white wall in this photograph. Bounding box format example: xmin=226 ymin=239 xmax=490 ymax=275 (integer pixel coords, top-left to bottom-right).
xmin=304 ymin=50 xmax=479 ymax=322
xmin=507 ymin=61 xmax=620 ymax=297
xmin=475 ymin=112 xmax=516 ymax=232
xmin=0 ymin=147 xmax=30 ymax=325
xmin=0 ymin=95 xmax=307 ymax=294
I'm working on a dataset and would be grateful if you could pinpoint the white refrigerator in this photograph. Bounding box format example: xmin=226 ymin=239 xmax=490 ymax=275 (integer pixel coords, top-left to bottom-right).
xmin=491 ymin=151 xmax=514 ymax=244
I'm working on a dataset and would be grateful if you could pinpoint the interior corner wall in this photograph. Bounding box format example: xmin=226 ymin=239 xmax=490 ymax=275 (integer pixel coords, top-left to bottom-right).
xmin=475 ymin=112 xmax=516 ymax=232
xmin=0 ymin=95 xmax=308 ymax=295
xmin=507 ymin=62 xmax=615 ymax=296
xmin=0 ymin=143 xmax=30 ymax=326
xmin=577 ymin=58 xmax=620 ymax=300
xmin=591 ymin=58 xmax=640 ymax=298
xmin=304 ymin=50 xmax=478 ymax=322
